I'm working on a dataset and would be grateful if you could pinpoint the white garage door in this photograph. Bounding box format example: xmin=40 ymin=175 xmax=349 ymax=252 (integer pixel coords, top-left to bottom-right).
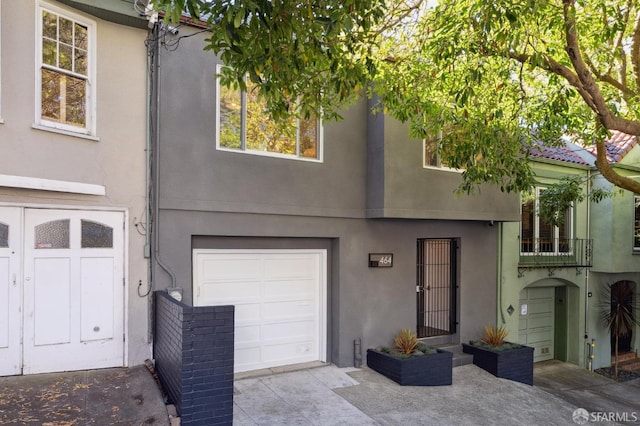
xmin=193 ymin=249 xmax=327 ymax=373
xmin=519 ymin=287 xmax=554 ymax=362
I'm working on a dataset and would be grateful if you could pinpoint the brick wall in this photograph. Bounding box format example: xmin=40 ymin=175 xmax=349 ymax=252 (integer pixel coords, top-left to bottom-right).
xmin=154 ymin=291 xmax=235 ymax=425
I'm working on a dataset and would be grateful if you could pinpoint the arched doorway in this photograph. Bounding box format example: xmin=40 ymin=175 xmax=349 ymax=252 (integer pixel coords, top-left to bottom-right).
xmin=609 ymin=281 xmax=635 ymax=354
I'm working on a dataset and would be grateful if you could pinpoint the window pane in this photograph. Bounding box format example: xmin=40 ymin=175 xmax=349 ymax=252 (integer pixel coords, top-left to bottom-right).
xmin=35 ymin=220 xmax=70 ymax=249
xmin=539 ymin=220 xmax=554 ymax=252
xmin=299 ymin=118 xmax=318 ymax=159
xmin=521 ymin=198 xmax=535 ymax=252
xmin=424 ymin=139 xmax=438 ymax=167
xmin=635 ymin=197 xmax=640 ymax=249
xmin=75 ymin=23 xmax=88 ymax=50
xmin=41 ymin=70 xmax=86 ymax=127
xmin=42 ymin=11 xmax=57 ymax=40
xmin=65 ymin=74 xmax=87 ymax=126
xmin=59 ymin=17 xmax=73 ymax=45
xmin=59 ymin=43 xmax=73 ymax=71
xmin=558 ymin=208 xmax=572 ymax=252
xmin=41 ymin=68 xmax=61 ymax=121
xmin=42 ymin=39 xmax=57 ymax=67
xmin=219 ymin=84 xmax=242 ymax=149
xmin=74 ymin=47 xmax=87 ymax=75
xmin=245 ymin=82 xmax=296 ymax=155
xmin=0 ymin=223 xmax=8 ymax=248
xmin=81 ymin=220 xmax=113 ymax=248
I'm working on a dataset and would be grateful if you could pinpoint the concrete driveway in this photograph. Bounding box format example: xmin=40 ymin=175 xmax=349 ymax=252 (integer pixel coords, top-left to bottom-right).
xmin=233 ymin=361 xmax=640 ymax=426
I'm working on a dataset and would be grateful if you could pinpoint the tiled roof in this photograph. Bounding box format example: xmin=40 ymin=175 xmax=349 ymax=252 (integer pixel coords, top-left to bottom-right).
xmin=583 ymin=131 xmax=637 ymax=163
xmin=528 ymin=140 xmax=590 ymax=165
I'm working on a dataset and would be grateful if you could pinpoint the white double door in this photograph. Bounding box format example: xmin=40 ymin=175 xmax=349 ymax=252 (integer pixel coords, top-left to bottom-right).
xmin=0 ymin=207 xmax=125 ymax=375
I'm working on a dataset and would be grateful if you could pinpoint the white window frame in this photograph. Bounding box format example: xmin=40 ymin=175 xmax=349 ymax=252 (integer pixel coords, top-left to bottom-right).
xmin=35 ymin=2 xmax=97 ymax=137
xmin=215 ymin=65 xmax=323 ymax=162
xmin=422 ymin=137 xmax=461 ymax=173
xmin=520 ymin=187 xmax=574 ymax=255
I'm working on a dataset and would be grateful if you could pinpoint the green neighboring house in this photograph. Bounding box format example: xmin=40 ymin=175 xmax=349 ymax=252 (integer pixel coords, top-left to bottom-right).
xmin=585 ymin=132 xmax=640 ymax=370
xmin=499 ymin=132 xmax=640 ymax=371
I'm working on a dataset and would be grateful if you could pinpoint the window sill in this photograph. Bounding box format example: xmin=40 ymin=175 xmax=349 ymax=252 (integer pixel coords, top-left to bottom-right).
xmin=422 ymin=165 xmax=463 ymax=173
xmin=217 ymin=146 xmax=323 ymax=163
xmin=32 ymin=123 xmax=100 ymax=142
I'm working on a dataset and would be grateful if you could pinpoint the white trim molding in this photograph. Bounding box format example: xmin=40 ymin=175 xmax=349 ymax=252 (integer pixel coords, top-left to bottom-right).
xmin=0 ymin=174 xmax=105 ymax=195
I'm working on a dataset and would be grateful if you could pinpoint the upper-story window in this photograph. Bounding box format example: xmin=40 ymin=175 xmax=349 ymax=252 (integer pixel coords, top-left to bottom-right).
xmin=521 ymin=188 xmax=573 ymax=254
xmin=423 ymin=136 xmax=460 ymax=171
xmin=36 ymin=3 xmax=96 ymax=136
xmin=634 ymin=196 xmax=640 ymax=250
xmin=216 ymin=68 xmax=322 ymax=161
xmin=424 ymin=138 xmax=447 ymax=168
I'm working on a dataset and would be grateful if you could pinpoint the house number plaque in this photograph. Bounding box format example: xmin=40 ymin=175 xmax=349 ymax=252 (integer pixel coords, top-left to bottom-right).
xmin=369 ymin=253 xmax=393 ymax=268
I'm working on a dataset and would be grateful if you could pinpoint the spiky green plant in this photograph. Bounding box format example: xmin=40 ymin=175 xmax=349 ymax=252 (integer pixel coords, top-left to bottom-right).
xmin=480 ymin=325 xmax=509 ymax=348
xmin=394 ymin=328 xmax=419 ymax=355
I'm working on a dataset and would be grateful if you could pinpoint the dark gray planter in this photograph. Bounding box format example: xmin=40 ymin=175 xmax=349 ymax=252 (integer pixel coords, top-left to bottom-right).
xmin=462 ymin=342 xmax=534 ymax=385
xmin=366 ymin=348 xmax=453 ymax=386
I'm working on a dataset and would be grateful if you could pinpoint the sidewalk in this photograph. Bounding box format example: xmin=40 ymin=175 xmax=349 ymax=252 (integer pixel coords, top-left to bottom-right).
xmin=234 ymin=361 xmax=640 ymax=425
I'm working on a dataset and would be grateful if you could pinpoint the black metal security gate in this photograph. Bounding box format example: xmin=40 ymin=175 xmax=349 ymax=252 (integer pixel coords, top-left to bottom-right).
xmin=417 ymin=239 xmax=457 ymax=338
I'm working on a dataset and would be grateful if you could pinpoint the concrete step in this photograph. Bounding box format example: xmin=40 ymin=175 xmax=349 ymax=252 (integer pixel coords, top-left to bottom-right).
xmin=418 ymin=335 xmax=454 ymax=346
xmin=619 ymin=358 xmax=640 ymax=372
xmin=435 ymin=344 xmax=474 ymax=368
xmin=612 ymin=351 xmax=637 ymax=364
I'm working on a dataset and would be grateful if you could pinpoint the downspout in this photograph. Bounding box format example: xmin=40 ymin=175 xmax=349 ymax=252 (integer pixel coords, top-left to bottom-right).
xmin=150 ymin=23 xmax=178 ymax=292
xmin=143 ymin=24 xmax=154 ymax=344
xmin=585 ymin=168 xmax=592 ymax=369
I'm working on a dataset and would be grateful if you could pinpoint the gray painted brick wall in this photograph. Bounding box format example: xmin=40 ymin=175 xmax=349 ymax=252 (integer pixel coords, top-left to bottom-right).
xmin=154 ymin=291 xmax=235 ymax=425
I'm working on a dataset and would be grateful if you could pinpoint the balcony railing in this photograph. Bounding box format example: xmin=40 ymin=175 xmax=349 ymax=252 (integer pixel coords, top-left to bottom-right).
xmin=518 ymin=238 xmax=593 ymax=273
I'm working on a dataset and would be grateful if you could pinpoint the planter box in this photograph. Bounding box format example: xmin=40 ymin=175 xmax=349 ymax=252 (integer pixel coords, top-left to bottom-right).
xmin=366 ymin=349 xmax=453 ymax=386
xmin=462 ymin=342 xmax=534 ymax=385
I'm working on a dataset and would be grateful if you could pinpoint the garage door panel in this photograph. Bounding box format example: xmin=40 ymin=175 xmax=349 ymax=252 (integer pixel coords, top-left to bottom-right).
xmin=199 ymin=257 xmax=262 ymax=280
xmin=200 ymin=281 xmax=261 ymax=302
xmin=526 ymin=330 xmax=553 ymax=344
xmin=0 ymin=258 xmax=9 ymax=348
xmin=80 ymin=257 xmax=114 ymax=342
xmin=262 ymin=341 xmax=315 ymax=362
xmin=235 ymin=324 xmax=261 ymax=345
xmin=235 ymin=346 xmax=262 ymax=367
xmin=527 ymin=300 xmax=553 ymax=315
xmin=263 ymin=257 xmax=317 ymax=279
xmin=235 ymin=303 xmax=262 ymax=322
xmin=262 ymin=320 xmax=315 ymax=340
xmin=527 ymin=287 xmax=554 ymax=299
xmin=263 ymin=300 xmax=315 ymax=320
xmin=263 ymin=279 xmax=316 ymax=298
xmin=526 ymin=314 xmax=553 ymax=330
xmin=34 ymin=258 xmax=71 ymax=346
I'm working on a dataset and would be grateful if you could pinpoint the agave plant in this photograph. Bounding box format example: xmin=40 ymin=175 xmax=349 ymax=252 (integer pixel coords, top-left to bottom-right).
xmin=600 ymin=281 xmax=639 ymax=377
xmin=480 ymin=325 xmax=509 ymax=348
xmin=394 ymin=328 xmax=419 ymax=355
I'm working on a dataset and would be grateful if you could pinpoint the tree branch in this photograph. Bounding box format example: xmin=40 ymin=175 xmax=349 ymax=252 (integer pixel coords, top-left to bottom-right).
xmin=585 ymin=55 xmax=636 ymax=99
xmin=594 ymin=138 xmax=640 ymax=194
xmin=631 ymin=10 xmax=640 ymax=93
